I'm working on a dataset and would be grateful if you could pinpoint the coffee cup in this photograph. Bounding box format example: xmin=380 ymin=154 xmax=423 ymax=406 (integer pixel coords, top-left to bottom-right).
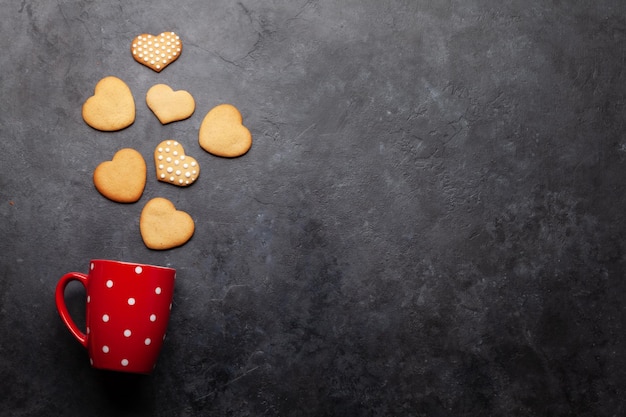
xmin=55 ymin=260 xmax=176 ymax=374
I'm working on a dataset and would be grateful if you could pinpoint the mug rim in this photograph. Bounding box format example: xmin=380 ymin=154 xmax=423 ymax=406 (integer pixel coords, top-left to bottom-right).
xmin=89 ymin=259 xmax=176 ymax=272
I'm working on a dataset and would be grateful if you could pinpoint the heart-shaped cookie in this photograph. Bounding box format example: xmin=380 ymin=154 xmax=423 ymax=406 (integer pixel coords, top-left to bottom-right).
xmin=146 ymin=84 xmax=195 ymax=124
xmin=198 ymin=104 xmax=252 ymax=157
xmin=140 ymin=198 xmax=195 ymax=250
xmin=154 ymin=140 xmax=200 ymax=186
xmin=82 ymin=76 xmax=135 ymax=131
xmin=131 ymin=32 xmax=182 ymax=72
xmin=93 ymin=148 xmax=146 ymax=203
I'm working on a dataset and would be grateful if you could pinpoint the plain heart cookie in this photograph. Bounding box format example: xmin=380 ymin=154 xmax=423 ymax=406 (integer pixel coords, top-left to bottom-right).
xmin=131 ymin=32 xmax=182 ymax=72
xmin=140 ymin=198 xmax=195 ymax=250
xmin=198 ymin=104 xmax=252 ymax=158
xmin=82 ymin=76 xmax=135 ymax=131
xmin=93 ymin=148 xmax=146 ymax=203
xmin=146 ymin=84 xmax=195 ymax=124
xmin=154 ymin=140 xmax=200 ymax=186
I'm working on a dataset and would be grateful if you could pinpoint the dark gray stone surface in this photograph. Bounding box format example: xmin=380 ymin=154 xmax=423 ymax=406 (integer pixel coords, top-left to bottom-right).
xmin=1 ymin=0 xmax=625 ymax=415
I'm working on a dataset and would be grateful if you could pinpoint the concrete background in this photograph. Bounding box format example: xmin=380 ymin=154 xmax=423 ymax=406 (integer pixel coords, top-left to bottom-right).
xmin=1 ymin=0 xmax=625 ymax=415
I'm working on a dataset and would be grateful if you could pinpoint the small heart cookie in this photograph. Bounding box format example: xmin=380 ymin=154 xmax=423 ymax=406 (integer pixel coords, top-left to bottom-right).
xmin=131 ymin=32 xmax=182 ymax=72
xmin=140 ymin=197 xmax=195 ymax=250
xmin=146 ymin=84 xmax=195 ymax=124
xmin=198 ymin=104 xmax=252 ymax=158
xmin=93 ymin=148 xmax=146 ymax=203
xmin=154 ymin=140 xmax=200 ymax=186
xmin=82 ymin=76 xmax=135 ymax=131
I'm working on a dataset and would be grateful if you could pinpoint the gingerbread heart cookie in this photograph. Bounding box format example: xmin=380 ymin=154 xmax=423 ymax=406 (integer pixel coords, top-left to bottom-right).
xmin=93 ymin=148 xmax=146 ymax=203
xmin=82 ymin=76 xmax=135 ymax=131
xmin=140 ymin=197 xmax=195 ymax=250
xmin=146 ymin=84 xmax=195 ymax=124
xmin=154 ymin=140 xmax=200 ymax=186
xmin=131 ymin=32 xmax=182 ymax=72
xmin=198 ymin=104 xmax=252 ymax=157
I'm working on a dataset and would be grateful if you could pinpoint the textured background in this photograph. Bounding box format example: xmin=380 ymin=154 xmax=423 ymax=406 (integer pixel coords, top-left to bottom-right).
xmin=1 ymin=0 xmax=625 ymax=416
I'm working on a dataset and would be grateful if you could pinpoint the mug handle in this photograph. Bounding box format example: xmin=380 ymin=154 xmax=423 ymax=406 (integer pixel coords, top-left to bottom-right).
xmin=55 ymin=272 xmax=89 ymax=348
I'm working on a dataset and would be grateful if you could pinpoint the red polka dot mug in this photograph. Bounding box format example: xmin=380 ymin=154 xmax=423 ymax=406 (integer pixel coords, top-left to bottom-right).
xmin=55 ymin=260 xmax=176 ymax=374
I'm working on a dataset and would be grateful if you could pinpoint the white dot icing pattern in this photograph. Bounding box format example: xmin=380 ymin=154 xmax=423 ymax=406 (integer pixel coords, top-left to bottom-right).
xmin=154 ymin=140 xmax=199 ymax=186
xmin=131 ymin=32 xmax=181 ymax=72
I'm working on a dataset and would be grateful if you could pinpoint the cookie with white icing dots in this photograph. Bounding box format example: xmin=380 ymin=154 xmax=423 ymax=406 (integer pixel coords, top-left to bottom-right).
xmin=154 ymin=140 xmax=200 ymax=187
xmin=131 ymin=32 xmax=182 ymax=72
